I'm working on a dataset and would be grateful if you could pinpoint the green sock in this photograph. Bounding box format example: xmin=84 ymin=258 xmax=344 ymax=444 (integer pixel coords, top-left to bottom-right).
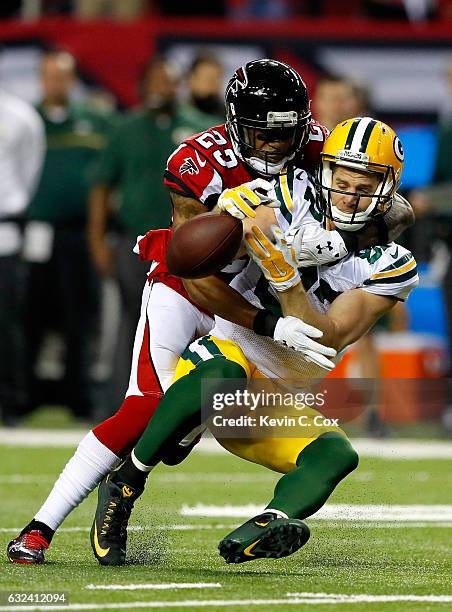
xmin=134 ymin=357 xmax=247 ymax=467
xmin=266 ymin=434 xmax=359 ymax=519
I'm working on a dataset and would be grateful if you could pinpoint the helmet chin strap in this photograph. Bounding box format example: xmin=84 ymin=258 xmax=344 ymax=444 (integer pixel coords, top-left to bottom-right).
xmin=247 ymin=154 xmax=292 ymax=176
xmin=330 ymin=205 xmax=369 ymax=231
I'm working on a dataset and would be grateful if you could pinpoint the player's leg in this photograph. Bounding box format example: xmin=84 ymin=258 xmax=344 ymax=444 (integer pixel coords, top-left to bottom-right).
xmin=92 ymin=337 xmax=249 ymax=565
xmin=90 ymin=286 xmax=214 ymax=565
xmin=7 ymin=280 xmax=157 ymax=564
xmin=218 ymin=415 xmax=358 ymax=563
xmin=7 ymin=282 xmax=208 ymax=564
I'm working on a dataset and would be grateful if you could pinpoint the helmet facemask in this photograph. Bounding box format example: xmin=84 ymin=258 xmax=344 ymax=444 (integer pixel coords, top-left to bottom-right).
xmin=316 ymin=116 xmax=404 ymax=231
xmin=318 ymin=154 xmax=395 ymax=231
xmin=227 ymin=107 xmax=311 ymax=176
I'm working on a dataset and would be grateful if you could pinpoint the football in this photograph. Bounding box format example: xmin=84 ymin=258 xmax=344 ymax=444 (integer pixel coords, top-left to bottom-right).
xmin=166 ymin=212 xmax=243 ymax=279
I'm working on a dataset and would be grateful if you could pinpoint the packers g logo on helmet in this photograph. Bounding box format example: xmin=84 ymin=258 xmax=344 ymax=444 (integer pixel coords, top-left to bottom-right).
xmin=318 ymin=117 xmax=404 ymax=231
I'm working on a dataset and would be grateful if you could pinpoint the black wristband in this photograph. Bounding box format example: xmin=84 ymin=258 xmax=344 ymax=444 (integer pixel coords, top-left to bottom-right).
xmin=253 ymin=309 xmax=279 ymax=337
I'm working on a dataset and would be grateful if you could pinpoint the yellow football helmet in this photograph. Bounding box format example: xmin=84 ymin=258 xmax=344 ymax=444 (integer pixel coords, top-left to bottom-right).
xmin=318 ymin=117 xmax=404 ymax=231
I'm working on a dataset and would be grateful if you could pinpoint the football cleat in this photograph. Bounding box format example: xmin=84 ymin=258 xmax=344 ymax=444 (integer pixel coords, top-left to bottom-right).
xmin=218 ymin=511 xmax=310 ymax=563
xmin=90 ymin=471 xmax=143 ymax=566
xmin=7 ymin=530 xmax=49 ymax=564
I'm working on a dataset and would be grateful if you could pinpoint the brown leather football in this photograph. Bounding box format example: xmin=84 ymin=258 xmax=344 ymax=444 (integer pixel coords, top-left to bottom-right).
xmin=166 ymin=213 xmax=243 ymax=279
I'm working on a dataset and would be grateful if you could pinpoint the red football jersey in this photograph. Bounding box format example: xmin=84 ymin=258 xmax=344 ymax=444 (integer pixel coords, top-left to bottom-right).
xmin=163 ymin=121 xmax=328 ymax=210
xmin=148 ymin=120 xmax=328 ymax=300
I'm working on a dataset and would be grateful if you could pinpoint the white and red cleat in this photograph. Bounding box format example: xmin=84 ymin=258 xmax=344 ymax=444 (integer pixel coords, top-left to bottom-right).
xmin=7 ymin=530 xmax=49 ymax=564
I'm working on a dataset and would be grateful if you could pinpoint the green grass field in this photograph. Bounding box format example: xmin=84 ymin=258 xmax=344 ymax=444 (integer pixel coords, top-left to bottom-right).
xmin=0 ymin=437 xmax=451 ymax=611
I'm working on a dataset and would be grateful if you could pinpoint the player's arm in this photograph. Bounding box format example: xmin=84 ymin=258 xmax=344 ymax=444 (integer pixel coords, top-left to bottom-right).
xmin=279 ymin=285 xmax=396 ymax=351
xmin=183 ymin=275 xmax=259 ymax=329
xmin=339 ymin=193 xmax=414 ymax=252
xmin=170 ymin=190 xmax=260 ymax=325
xmin=171 ymin=192 xmax=208 ymax=229
xmin=88 ymin=184 xmax=115 ymax=276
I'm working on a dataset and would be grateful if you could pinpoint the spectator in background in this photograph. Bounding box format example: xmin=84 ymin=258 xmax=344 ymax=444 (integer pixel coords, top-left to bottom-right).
xmin=23 ymin=51 xmax=115 ymax=421
xmin=89 ymin=55 xmax=224 ymax=410
xmin=75 ymin=0 xmax=147 ymax=20
xmin=89 ymin=58 xmax=214 ymax=408
xmin=313 ymin=76 xmax=360 ymax=132
xmin=88 ymin=58 xmax=176 ymax=410
xmin=0 ymin=90 xmax=45 ymax=426
xmin=173 ymin=53 xmax=224 ymax=144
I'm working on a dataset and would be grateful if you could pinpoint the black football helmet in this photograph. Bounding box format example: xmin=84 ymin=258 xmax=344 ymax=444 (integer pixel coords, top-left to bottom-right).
xmin=225 ymin=59 xmax=311 ymax=175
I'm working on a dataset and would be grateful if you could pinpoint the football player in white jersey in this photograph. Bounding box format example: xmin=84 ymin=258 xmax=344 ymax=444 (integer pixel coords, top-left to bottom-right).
xmin=93 ymin=117 xmax=418 ymax=564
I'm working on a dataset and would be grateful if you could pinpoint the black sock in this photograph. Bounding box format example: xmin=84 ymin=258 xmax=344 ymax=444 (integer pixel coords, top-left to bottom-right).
xmin=22 ymin=520 xmax=54 ymax=544
xmin=115 ymin=455 xmax=149 ymax=489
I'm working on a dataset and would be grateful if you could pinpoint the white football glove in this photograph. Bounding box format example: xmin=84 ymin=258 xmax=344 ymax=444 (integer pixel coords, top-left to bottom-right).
xmin=288 ymin=225 xmax=348 ymax=267
xmin=217 ymin=178 xmax=279 ymax=220
xmin=245 ymin=225 xmax=300 ymax=292
xmin=273 ymin=316 xmax=337 ymax=371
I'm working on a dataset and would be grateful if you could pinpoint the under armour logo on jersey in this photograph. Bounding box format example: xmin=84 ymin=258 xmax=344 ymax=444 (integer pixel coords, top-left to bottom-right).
xmin=179 ymin=157 xmax=199 ymax=176
xmin=316 ymin=242 xmax=334 ymax=255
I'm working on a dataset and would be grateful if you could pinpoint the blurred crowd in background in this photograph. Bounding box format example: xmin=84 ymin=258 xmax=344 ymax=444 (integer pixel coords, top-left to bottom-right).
xmin=0 ymin=4 xmax=451 ymax=436
xmin=2 ymin=0 xmax=452 ymax=22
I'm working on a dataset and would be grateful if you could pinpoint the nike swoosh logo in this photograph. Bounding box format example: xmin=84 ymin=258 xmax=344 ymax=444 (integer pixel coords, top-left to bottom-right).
xmin=390 ymin=247 xmax=399 ymax=260
xmin=243 ymin=539 xmax=260 ymax=557
xmin=93 ymin=524 xmax=110 ymax=558
xmin=255 ymin=521 xmax=270 ymax=527
xmin=195 ymin=151 xmax=207 ymax=168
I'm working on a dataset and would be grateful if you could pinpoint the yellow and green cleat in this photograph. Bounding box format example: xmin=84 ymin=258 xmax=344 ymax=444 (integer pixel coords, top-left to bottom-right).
xmin=218 ymin=511 xmax=310 ymax=563
xmin=90 ymin=471 xmax=143 ymax=566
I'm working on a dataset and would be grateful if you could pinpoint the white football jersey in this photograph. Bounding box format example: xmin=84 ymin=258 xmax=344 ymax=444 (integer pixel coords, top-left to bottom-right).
xmin=211 ymin=168 xmax=419 ymax=384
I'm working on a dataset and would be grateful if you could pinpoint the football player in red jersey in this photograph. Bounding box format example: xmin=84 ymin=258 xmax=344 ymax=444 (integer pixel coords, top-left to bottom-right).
xmin=8 ymin=60 xmax=414 ymax=566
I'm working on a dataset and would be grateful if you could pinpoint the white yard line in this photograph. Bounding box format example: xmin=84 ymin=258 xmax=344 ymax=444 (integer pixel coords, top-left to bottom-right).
xmin=2 ymin=518 xmax=452 ymax=535
xmin=1 ymin=594 xmax=452 ymax=611
xmin=0 ymin=473 xmax=275 ymax=485
xmin=180 ymin=503 xmax=452 ymax=522
xmin=1 ymin=428 xmax=452 ymax=459
xmin=286 ymin=593 xmax=452 ymax=603
xmin=86 ymin=583 xmax=221 ymax=591
xmin=0 ymin=525 xmax=235 ymax=534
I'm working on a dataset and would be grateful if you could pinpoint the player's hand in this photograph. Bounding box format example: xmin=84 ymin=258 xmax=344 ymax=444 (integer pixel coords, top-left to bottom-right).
xmin=217 ymin=179 xmax=279 ymax=220
xmin=288 ymin=225 xmax=348 ymax=267
xmin=273 ymin=316 xmax=337 ymax=371
xmin=245 ymin=225 xmax=300 ymax=292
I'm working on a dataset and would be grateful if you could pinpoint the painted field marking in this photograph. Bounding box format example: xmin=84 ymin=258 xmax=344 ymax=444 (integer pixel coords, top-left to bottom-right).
xmin=2 ymin=429 xmax=452 ymax=458
xmin=86 ymin=583 xmax=221 ymax=591
xmin=0 ymin=473 xmax=275 ymax=485
xmin=1 ymin=594 xmax=452 ymax=611
xmin=0 ymin=525 xmax=236 ymax=534
xmin=2 ymin=518 xmax=452 ymax=536
xmin=180 ymin=503 xmax=452 ymax=522
xmin=0 ymin=475 xmax=54 ymax=484
xmin=286 ymin=593 xmax=452 ymax=603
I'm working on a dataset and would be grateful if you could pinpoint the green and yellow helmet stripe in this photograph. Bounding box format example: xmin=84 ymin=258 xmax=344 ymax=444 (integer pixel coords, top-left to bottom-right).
xmin=344 ymin=117 xmax=378 ymax=153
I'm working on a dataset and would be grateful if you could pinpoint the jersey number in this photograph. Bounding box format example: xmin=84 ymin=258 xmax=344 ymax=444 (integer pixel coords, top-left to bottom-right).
xmin=195 ymin=130 xmax=238 ymax=169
